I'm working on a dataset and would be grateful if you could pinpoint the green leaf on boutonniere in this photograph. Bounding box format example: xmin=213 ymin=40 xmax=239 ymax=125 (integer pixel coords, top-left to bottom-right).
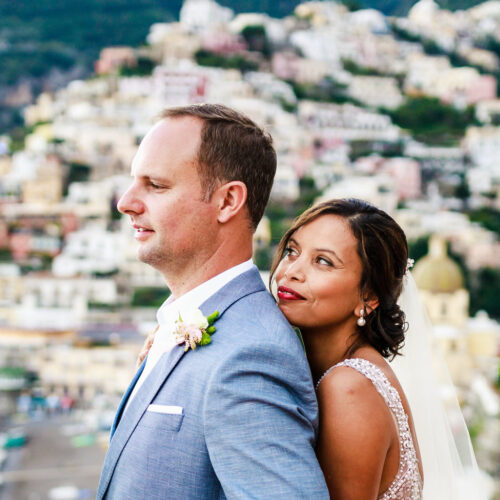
xmin=174 ymin=309 xmax=220 ymax=352
xmin=207 ymin=310 xmax=219 ymax=325
xmin=200 ymin=331 xmax=212 ymax=346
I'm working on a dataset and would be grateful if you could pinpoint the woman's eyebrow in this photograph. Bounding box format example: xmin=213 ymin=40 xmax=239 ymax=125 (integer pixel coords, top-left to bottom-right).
xmin=315 ymin=248 xmax=344 ymax=265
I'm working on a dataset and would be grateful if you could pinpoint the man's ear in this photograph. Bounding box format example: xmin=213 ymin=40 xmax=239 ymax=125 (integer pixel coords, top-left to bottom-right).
xmin=214 ymin=181 xmax=247 ymax=224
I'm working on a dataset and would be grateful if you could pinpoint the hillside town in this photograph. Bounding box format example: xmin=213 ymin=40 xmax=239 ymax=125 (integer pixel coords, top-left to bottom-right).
xmin=0 ymin=0 xmax=499 ymax=497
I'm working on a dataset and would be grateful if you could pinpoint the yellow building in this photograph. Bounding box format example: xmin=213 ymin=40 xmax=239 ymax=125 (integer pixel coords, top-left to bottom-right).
xmin=17 ymin=151 xmax=64 ymax=206
xmin=413 ymin=235 xmax=473 ymax=385
xmin=0 ymin=325 xmax=140 ymax=401
xmin=413 ymin=235 xmax=469 ymax=328
xmin=413 ymin=234 xmax=500 ymax=389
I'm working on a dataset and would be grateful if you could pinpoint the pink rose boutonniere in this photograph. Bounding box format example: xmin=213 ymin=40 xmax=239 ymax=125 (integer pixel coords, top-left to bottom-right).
xmin=173 ymin=309 xmax=220 ymax=352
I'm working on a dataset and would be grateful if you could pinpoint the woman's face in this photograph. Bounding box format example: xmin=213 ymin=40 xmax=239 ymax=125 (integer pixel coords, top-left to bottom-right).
xmin=275 ymin=214 xmax=364 ymax=332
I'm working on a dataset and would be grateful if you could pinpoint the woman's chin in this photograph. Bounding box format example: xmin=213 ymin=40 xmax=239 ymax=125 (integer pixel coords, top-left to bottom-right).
xmin=278 ymin=305 xmax=303 ymax=328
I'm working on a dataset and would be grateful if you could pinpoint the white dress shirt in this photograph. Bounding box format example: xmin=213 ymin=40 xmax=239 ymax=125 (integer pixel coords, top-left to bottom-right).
xmin=125 ymin=259 xmax=256 ymax=410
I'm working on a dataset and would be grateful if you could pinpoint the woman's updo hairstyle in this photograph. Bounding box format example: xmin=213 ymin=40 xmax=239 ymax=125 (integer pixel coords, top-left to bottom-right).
xmin=269 ymin=198 xmax=409 ymax=359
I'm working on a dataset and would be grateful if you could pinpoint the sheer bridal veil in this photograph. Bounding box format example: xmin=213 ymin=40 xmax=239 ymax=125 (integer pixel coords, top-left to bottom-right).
xmin=391 ymin=273 xmax=491 ymax=500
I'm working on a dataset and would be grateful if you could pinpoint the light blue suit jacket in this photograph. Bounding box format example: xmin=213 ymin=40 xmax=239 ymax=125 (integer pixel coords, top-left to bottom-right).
xmin=97 ymin=268 xmax=328 ymax=499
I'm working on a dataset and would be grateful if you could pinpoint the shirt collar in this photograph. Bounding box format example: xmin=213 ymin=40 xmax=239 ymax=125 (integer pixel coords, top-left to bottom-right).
xmin=156 ymin=259 xmax=255 ymax=325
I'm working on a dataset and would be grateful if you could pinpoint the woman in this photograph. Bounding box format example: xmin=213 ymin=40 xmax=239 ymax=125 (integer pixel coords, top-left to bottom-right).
xmin=270 ymin=198 xmax=423 ymax=499
xmin=137 ymin=198 xmax=481 ymax=499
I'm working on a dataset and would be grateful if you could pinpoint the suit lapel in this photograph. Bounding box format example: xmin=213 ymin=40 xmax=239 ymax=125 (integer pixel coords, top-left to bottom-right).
xmin=98 ymin=268 xmax=266 ymax=497
xmin=110 ymin=359 xmax=145 ymax=437
xmin=98 ymin=346 xmax=186 ymax=498
xmin=199 ymin=267 xmax=266 ymax=319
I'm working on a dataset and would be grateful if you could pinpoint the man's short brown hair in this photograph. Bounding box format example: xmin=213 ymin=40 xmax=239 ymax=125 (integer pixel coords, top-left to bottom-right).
xmin=161 ymin=104 xmax=277 ymax=230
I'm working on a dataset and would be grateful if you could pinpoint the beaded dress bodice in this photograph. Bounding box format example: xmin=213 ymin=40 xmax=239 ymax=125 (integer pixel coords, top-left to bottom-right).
xmin=318 ymin=358 xmax=423 ymax=500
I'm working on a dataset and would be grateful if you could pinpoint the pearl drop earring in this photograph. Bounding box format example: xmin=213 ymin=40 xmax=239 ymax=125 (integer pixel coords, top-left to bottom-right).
xmin=357 ymin=309 xmax=366 ymax=327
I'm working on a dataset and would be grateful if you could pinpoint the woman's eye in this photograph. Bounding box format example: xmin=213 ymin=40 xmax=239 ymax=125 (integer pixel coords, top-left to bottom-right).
xmin=284 ymin=247 xmax=297 ymax=258
xmin=317 ymin=257 xmax=333 ymax=267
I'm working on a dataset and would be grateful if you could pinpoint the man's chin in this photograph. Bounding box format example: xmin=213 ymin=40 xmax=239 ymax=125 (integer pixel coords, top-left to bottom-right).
xmin=137 ymin=247 xmax=155 ymax=265
xmin=137 ymin=247 xmax=167 ymax=269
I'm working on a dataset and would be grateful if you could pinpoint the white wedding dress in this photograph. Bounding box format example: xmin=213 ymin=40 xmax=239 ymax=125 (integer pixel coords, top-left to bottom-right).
xmin=318 ymin=273 xmax=488 ymax=499
xmin=391 ymin=273 xmax=489 ymax=500
xmin=324 ymin=358 xmax=423 ymax=500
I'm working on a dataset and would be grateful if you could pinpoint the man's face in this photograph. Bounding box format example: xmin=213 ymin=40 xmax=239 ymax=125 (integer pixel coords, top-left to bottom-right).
xmin=117 ymin=117 xmax=218 ymax=276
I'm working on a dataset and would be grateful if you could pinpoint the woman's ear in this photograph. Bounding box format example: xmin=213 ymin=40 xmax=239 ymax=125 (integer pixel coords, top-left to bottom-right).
xmin=354 ymin=294 xmax=379 ymax=318
xmin=214 ymin=181 xmax=247 ymax=224
xmin=364 ymin=297 xmax=379 ymax=315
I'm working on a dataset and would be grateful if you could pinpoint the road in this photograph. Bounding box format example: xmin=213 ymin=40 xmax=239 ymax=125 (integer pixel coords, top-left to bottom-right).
xmin=0 ymin=414 xmax=106 ymax=500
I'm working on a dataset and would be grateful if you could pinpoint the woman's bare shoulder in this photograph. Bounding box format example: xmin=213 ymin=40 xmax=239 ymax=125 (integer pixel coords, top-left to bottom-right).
xmin=315 ymin=365 xmax=395 ymax=498
xmin=317 ymin=364 xmax=392 ymax=432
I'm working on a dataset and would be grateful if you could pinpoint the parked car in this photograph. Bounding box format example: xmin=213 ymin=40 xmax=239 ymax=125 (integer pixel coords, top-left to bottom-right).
xmin=0 ymin=428 xmax=27 ymax=448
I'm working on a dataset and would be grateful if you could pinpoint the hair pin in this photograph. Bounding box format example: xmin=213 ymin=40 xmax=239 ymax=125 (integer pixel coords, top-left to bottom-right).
xmin=405 ymin=258 xmax=415 ymax=275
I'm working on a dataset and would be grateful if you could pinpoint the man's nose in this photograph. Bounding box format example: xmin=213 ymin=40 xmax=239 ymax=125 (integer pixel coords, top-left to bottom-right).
xmin=117 ymin=184 xmax=143 ymax=215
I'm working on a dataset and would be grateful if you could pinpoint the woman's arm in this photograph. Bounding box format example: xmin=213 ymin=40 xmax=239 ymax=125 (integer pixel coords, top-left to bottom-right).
xmin=316 ymin=366 xmax=394 ymax=500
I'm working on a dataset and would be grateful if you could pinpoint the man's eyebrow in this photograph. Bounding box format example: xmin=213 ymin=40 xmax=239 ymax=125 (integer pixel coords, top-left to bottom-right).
xmin=136 ymin=174 xmax=169 ymax=183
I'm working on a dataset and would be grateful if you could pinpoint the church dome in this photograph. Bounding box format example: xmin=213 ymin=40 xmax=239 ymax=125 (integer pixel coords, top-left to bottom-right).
xmin=408 ymin=0 xmax=439 ymax=24
xmin=413 ymin=235 xmax=464 ymax=293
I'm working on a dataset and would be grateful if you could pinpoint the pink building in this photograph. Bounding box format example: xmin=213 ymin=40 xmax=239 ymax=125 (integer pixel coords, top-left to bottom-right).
xmin=272 ymin=52 xmax=300 ymax=81
xmin=95 ymin=47 xmax=137 ymax=75
xmin=466 ymin=75 xmax=497 ymax=105
xmin=9 ymin=232 xmax=32 ymax=261
xmin=202 ymin=32 xmax=247 ymax=54
xmin=381 ymin=158 xmax=422 ymax=200
xmin=153 ymin=67 xmax=208 ymax=105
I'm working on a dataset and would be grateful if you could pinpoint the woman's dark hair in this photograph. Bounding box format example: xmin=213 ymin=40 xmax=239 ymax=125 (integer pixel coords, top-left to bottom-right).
xmin=269 ymin=198 xmax=409 ymax=359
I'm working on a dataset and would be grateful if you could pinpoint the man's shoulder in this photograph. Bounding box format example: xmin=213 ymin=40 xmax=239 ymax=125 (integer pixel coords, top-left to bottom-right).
xmin=199 ymin=268 xmax=302 ymax=354
xmin=224 ymin=288 xmax=290 ymax=329
xmin=213 ymin=289 xmax=305 ymax=358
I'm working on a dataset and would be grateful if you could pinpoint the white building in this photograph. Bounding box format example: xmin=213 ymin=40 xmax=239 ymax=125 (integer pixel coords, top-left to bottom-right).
xmin=10 ymin=275 xmax=119 ymax=330
xmin=52 ymin=224 xmax=127 ymax=277
xmin=180 ymin=0 xmax=234 ymax=32
xmin=463 ymin=126 xmax=500 ymax=170
xmin=270 ymin=163 xmax=300 ymax=201
xmin=318 ymin=175 xmax=398 ymax=215
xmin=348 ymin=76 xmax=404 ymax=109
xmin=299 ymin=101 xmax=401 ymax=142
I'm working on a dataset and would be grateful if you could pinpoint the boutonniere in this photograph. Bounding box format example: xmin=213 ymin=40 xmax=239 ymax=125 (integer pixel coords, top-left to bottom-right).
xmin=173 ymin=309 xmax=220 ymax=352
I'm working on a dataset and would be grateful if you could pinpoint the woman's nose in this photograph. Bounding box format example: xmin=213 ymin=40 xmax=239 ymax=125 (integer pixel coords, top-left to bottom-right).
xmin=284 ymin=259 xmax=306 ymax=282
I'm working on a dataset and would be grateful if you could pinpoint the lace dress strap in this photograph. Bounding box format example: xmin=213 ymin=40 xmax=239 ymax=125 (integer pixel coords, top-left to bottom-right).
xmin=317 ymin=358 xmax=423 ymax=500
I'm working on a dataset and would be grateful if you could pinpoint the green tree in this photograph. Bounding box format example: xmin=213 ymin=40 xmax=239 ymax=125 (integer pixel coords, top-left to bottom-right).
xmin=407 ymin=235 xmax=429 ymax=262
xmin=132 ymin=287 xmax=170 ymax=307
xmin=468 ymin=207 xmax=500 ymax=235
xmin=119 ymin=56 xmax=155 ymax=76
xmin=241 ymin=25 xmax=270 ymax=57
xmin=195 ymin=49 xmax=259 ymax=72
xmin=455 ymin=173 xmax=471 ymax=203
xmin=469 ymin=268 xmax=500 ymax=320
xmin=342 ymin=58 xmax=383 ymax=76
xmin=254 ymin=247 xmax=273 ymax=271
xmin=388 ymin=97 xmax=476 ymax=145
xmin=289 ymin=77 xmax=350 ymax=104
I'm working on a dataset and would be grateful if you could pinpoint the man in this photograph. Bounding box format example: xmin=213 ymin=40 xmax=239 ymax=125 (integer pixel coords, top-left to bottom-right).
xmin=97 ymin=104 xmax=328 ymax=499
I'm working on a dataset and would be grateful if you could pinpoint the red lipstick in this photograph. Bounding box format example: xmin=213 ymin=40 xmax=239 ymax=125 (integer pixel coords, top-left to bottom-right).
xmin=277 ymin=286 xmax=305 ymax=301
